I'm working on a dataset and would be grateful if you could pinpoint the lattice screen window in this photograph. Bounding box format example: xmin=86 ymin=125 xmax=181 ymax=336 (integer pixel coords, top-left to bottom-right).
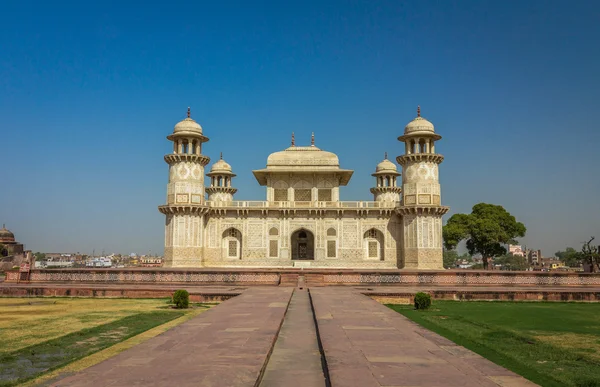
xmin=365 ymin=229 xmax=378 ymax=238
xmin=228 ymin=240 xmax=238 ymax=257
xmin=274 ymin=189 xmax=288 ymax=201
xmin=368 ymin=241 xmax=378 ymax=258
xmin=294 ymin=189 xmax=312 ymax=201
xmin=318 ymin=189 xmax=332 ymax=201
xmin=269 ymin=240 xmax=278 ymax=257
xmin=327 ymin=240 xmax=337 ymax=258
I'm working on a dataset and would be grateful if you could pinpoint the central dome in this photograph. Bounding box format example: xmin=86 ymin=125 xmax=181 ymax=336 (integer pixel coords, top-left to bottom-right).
xmin=267 ymin=146 xmax=340 ymax=167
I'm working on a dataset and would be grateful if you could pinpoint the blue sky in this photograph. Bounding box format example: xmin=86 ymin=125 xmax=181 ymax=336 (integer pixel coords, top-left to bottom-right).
xmin=1 ymin=0 xmax=599 ymax=256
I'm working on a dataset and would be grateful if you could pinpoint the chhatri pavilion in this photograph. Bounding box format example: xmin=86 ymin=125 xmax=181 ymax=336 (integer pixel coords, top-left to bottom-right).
xmin=158 ymin=107 xmax=448 ymax=269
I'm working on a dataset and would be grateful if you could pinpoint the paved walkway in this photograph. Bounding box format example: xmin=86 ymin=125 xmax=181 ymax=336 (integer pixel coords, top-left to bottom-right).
xmin=311 ymin=287 xmax=537 ymax=386
xmin=52 ymin=287 xmax=293 ymax=387
xmin=49 ymin=286 xmax=538 ymax=387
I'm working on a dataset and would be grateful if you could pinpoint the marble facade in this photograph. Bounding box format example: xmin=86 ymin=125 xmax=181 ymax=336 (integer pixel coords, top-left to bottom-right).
xmin=158 ymin=107 xmax=449 ymax=269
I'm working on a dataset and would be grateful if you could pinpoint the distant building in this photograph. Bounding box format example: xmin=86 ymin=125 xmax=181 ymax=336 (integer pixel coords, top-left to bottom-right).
xmin=508 ymin=245 xmax=524 ymax=257
xmin=540 ymin=258 xmax=564 ymax=270
xmin=0 ymin=225 xmax=29 ymax=271
xmin=140 ymin=257 xmax=163 ymax=267
xmin=86 ymin=257 xmax=112 ymax=268
xmin=526 ymin=249 xmax=542 ymax=265
xmin=456 ymin=259 xmax=474 ymax=269
xmin=46 ymin=253 xmax=76 ymax=262
xmin=0 ymin=225 xmax=24 ymax=256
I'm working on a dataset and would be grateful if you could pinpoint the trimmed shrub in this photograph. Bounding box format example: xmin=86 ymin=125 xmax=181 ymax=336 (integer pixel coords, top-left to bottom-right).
xmin=414 ymin=292 xmax=431 ymax=310
xmin=172 ymin=290 xmax=189 ymax=309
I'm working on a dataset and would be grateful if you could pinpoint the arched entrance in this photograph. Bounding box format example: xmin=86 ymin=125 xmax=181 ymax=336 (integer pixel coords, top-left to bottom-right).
xmin=291 ymin=229 xmax=314 ymax=260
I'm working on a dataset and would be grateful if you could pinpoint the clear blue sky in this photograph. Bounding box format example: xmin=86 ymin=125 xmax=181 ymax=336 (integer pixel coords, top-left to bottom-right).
xmin=1 ymin=0 xmax=599 ymax=256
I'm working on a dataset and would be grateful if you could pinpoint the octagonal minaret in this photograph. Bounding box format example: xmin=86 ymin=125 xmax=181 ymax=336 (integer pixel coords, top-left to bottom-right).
xmin=206 ymin=153 xmax=237 ymax=202
xmin=370 ymin=153 xmax=401 ymax=202
xmin=158 ymin=108 xmax=210 ymax=267
xmin=396 ymin=106 xmax=449 ymax=269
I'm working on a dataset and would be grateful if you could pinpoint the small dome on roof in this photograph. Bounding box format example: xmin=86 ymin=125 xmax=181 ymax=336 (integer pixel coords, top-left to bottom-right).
xmin=173 ymin=107 xmax=203 ymax=135
xmin=375 ymin=158 xmax=397 ymax=173
xmin=404 ymin=106 xmax=435 ymax=135
xmin=0 ymin=225 xmax=15 ymax=243
xmin=210 ymin=153 xmax=233 ymax=173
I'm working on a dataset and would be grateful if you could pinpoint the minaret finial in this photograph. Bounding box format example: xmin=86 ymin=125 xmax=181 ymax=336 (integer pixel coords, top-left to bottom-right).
xmin=220 ymin=152 xmax=223 ymax=160
xmin=291 ymin=132 xmax=295 ymax=147
xmin=417 ymin=105 xmax=421 ymax=117
xmin=187 ymin=107 xmax=191 ymax=118
xmin=384 ymin=152 xmax=388 ymax=160
xmin=311 ymin=132 xmax=315 ymax=146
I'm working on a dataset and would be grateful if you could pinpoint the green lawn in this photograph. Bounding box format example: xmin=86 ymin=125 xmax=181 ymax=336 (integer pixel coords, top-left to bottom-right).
xmin=0 ymin=298 xmax=211 ymax=386
xmin=388 ymin=301 xmax=600 ymax=387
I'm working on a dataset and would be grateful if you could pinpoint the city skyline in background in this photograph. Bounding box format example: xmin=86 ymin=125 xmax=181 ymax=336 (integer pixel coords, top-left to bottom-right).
xmin=1 ymin=0 xmax=599 ymax=256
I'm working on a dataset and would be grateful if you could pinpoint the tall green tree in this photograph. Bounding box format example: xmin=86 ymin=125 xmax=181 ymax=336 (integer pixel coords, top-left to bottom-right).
xmin=555 ymin=247 xmax=581 ymax=267
xmin=443 ymin=203 xmax=526 ymax=270
xmin=581 ymin=237 xmax=600 ymax=273
xmin=443 ymin=249 xmax=459 ymax=269
xmin=495 ymin=254 xmax=530 ymax=271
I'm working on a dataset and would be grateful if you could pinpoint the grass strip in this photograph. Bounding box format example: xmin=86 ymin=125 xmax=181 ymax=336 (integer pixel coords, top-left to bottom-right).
xmin=22 ymin=304 xmax=212 ymax=387
xmin=0 ymin=310 xmax=184 ymax=387
xmin=387 ymin=303 xmax=600 ymax=387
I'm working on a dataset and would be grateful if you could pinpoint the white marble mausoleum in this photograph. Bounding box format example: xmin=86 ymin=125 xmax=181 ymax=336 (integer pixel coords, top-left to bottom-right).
xmin=158 ymin=107 xmax=449 ymax=269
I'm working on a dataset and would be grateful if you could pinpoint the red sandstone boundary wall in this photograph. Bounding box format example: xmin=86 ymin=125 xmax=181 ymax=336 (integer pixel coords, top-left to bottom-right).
xmin=0 ymin=286 xmax=238 ymax=302
xmin=5 ymin=268 xmax=600 ymax=287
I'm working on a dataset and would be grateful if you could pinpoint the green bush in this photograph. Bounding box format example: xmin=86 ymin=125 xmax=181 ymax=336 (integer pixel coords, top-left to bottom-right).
xmin=172 ymin=290 xmax=189 ymax=309
xmin=414 ymin=292 xmax=431 ymax=310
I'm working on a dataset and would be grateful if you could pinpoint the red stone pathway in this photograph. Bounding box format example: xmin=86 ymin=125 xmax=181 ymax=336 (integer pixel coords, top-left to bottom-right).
xmin=311 ymin=287 xmax=538 ymax=386
xmin=50 ymin=286 xmax=538 ymax=387
xmin=51 ymin=287 xmax=293 ymax=387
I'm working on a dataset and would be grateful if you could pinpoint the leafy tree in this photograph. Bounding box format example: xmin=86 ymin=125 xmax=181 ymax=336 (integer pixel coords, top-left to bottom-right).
xmin=555 ymin=247 xmax=581 ymax=267
xmin=495 ymin=254 xmax=530 ymax=271
xmin=581 ymin=237 xmax=600 ymax=273
xmin=34 ymin=252 xmax=46 ymax=260
xmin=443 ymin=249 xmax=459 ymax=269
xmin=0 ymin=244 xmax=7 ymax=257
xmin=443 ymin=203 xmax=526 ymax=270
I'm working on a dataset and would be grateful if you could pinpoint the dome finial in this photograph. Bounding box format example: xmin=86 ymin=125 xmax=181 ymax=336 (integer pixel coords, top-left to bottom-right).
xmin=384 ymin=152 xmax=388 ymax=160
xmin=220 ymin=152 xmax=223 ymax=160
xmin=291 ymin=132 xmax=295 ymax=147
xmin=311 ymin=132 xmax=315 ymax=146
xmin=187 ymin=107 xmax=191 ymax=118
xmin=417 ymin=105 xmax=421 ymax=117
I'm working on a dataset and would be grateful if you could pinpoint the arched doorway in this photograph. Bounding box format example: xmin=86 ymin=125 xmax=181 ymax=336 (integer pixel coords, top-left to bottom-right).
xmin=291 ymin=229 xmax=314 ymax=260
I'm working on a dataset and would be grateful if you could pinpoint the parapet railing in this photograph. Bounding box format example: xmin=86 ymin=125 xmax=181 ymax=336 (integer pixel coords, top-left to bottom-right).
xmin=206 ymin=200 xmax=400 ymax=209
